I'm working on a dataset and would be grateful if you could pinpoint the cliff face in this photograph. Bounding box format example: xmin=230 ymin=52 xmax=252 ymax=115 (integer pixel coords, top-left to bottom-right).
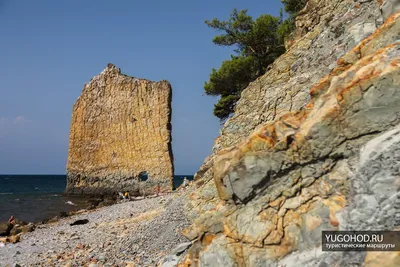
xmin=66 ymin=64 xmax=174 ymax=196
xmin=194 ymin=0 xmax=381 ymax=183
xmin=182 ymin=1 xmax=400 ymax=266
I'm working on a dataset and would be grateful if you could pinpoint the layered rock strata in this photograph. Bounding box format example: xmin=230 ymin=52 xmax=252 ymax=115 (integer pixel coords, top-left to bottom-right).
xmin=181 ymin=1 xmax=400 ymax=266
xmin=66 ymin=64 xmax=174 ymax=196
xmin=194 ymin=0 xmax=381 ymax=184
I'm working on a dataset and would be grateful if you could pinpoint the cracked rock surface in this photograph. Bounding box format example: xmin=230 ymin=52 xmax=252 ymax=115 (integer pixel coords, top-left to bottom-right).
xmin=182 ymin=1 xmax=400 ymax=266
xmin=66 ymin=63 xmax=174 ymax=196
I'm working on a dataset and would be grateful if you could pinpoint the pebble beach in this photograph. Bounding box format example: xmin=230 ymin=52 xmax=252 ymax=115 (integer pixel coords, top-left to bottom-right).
xmin=0 ymin=193 xmax=191 ymax=267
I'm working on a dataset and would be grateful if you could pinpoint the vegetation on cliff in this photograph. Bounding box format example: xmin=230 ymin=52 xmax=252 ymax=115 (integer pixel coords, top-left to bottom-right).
xmin=204 ymin=0 xmax=307 ymax=120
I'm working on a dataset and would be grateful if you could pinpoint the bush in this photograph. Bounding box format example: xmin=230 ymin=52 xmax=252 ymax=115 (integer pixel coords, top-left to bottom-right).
xmin=204 ymin=10 xmax=284 ymax=120
xmin=281 ymin=0 xmax=308 ymax=16
xmin=205 ymin=2 xmax=307 ymax=120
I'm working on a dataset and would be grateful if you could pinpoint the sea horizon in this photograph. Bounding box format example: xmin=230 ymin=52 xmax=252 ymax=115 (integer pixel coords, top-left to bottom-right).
xmin=0 ymin=174 xmax=193 ymax=223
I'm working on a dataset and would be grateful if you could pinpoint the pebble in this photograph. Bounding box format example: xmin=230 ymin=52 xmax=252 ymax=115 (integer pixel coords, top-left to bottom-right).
xmin=98 ymin=254 xmax=106 ymax=261
xmin=0 ymin=194 xmax=191 ymax=266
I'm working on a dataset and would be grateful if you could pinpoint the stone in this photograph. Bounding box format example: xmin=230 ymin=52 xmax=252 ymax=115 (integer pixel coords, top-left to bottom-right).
xmin=59 ymin=211 xmax=68 ymax=218
xmin=198 ymin=236 xmax=237 ymax=267
xmin=161 ymin=255 xmax=180 ymax=267
xmin=364 ymin=250 xmax=400 ymax=267
xmin=341 ymin=125 xmax=400 ymax=231
xmin=0 ymin=223 xmax=13 ymax=237
xmin=20 ymin=223 xmax=35 ymax=233
xmin=171 ymin=242 xmax=192 ymax=255
xmin=183 ymin=2 xmax=400 ymax=266
xmin=66 ymin=63 xmax=174 ymax=196
xmin=9 ymin=235 xmax=20 ymax=244
xmin=98 ymin=254 xmax=106 ymax=262
xmin=348 ymin=22 xmax=377 ymax=46
xmin=70 ymin=219 xmax=89 ymax=226
xmin=213 ymin=18 xmax=400 ymax=203
xmin=381 ymin=0 xmax=400 ymax=21
xmin=193 ymin=0 xmax=382 ymax=189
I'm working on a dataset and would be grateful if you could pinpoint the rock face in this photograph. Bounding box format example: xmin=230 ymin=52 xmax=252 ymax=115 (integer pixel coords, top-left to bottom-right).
xmin=66 ymin=64 xmax=174 ymax=196
xmin=381 ymin=0 xmax=400 ymax=20
xmin=193 ymin=0 xmax=382 ymax=184
xmin=182 ymin=1 xmax=400 ymax=266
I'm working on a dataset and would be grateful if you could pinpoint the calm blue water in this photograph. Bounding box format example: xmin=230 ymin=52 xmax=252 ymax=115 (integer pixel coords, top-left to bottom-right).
xmin=0 ymin=174 xmax=193 ymax=223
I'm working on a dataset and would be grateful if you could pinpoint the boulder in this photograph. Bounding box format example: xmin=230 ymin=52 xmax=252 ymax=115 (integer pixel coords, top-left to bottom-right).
xmin=9 ymin=227 xmax=22 ymax=236
xmin=21 ymin=223 xmax=35 ymax=233
xmin=0 ymin=223 xmax=12 ymax=236
xmin=0 ymin=223 xmax=15 ymax=237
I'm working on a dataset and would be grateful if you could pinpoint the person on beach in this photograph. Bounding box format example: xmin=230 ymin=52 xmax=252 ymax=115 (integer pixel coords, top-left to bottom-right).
xmin=124 ymin=191 xmax=130 ymax=199
xmin=183 ymin=177 xmax=188 ymax=189
xmin=8 ymin=216 xmax=16 ymax=225
xmin=0 ymin=216 xmax=16 ymax=236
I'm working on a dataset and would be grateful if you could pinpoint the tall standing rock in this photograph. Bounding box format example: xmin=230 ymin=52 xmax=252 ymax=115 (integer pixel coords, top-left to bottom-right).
xmin=66 ymin=64 xmax=174 ymax=196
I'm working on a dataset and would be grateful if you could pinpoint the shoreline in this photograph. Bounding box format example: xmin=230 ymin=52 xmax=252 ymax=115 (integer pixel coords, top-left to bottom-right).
xmin=0 ymin=191 xmax=191 ymax=266
xmin=0 ymin=193 xmax=110 ymax=225
xmin=1 ymin=192 xmax=177 ymax=232
xmin=0 ymin=175 xmax=193 ymax=224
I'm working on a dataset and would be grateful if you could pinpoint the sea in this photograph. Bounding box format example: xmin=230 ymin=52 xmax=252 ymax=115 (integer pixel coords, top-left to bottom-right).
xmin=0 ymin=174 xmax=193 ymax=223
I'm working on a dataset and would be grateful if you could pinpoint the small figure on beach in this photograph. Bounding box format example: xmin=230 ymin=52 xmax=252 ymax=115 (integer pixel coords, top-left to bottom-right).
xmin=8 ymin=216 xmax=16 ymax=225
xmin=183 ymin=177 xmax=188 ymax=188
xmin=124 ymin=191 xmax=130 ymax=199
xmin=0 ymin=215 xmax=16 ymax=237
xmin=142 ymin=188 xmax=146 ymax=199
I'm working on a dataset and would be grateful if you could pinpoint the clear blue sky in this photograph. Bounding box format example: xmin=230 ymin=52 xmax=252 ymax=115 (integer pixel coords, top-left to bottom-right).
xmin=0 ymin=0 xmax=283 ymax=175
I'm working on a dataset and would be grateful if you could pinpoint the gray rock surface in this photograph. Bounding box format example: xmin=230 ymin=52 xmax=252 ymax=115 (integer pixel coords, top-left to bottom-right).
xmin=171 ymin=241 xmax=192 ymax=255
xmin=185 ymin=1 xmax=400 ymax=266
xmin=277 ymin=124 xmax=400 ymax=267
xmin=381 ymin=0 xmax=400 ymax=21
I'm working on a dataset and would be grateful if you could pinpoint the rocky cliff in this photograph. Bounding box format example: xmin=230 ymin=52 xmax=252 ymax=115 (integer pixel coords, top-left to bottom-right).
xmin=66 ymin=64 xmax=174 ymax=196
xmin=180 ymin=1 xmax=400 ymax=266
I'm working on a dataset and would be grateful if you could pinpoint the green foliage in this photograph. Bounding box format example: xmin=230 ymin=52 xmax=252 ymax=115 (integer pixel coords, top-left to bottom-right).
xmin=205 ymin=10 xmax=284 ymax=76
xmin=204 ymin=56 xmax=257 ymax=118
xmin=281 ymin=0 xmax=308 ymax=16
xmin=204 ymin=56 xmax=257 ymax=97
xmin=277 ymin=16 xmax=296 ymax=43
xmin=213 ymin=95 xmax=241 ymax=120
xmin=204 ymin=9 xmax=285 ymax=120
xmin=205 ymin=3 xmax=304 ymax=120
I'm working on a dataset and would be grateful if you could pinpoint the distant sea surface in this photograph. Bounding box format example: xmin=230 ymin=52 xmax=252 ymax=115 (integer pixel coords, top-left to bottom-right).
xmin=0 ymin=174 xmax=193 ymax=223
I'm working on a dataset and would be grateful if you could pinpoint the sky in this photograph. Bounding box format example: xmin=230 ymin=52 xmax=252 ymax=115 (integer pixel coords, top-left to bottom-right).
xmin=0 ymin=0 xmax=283 ymax=175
